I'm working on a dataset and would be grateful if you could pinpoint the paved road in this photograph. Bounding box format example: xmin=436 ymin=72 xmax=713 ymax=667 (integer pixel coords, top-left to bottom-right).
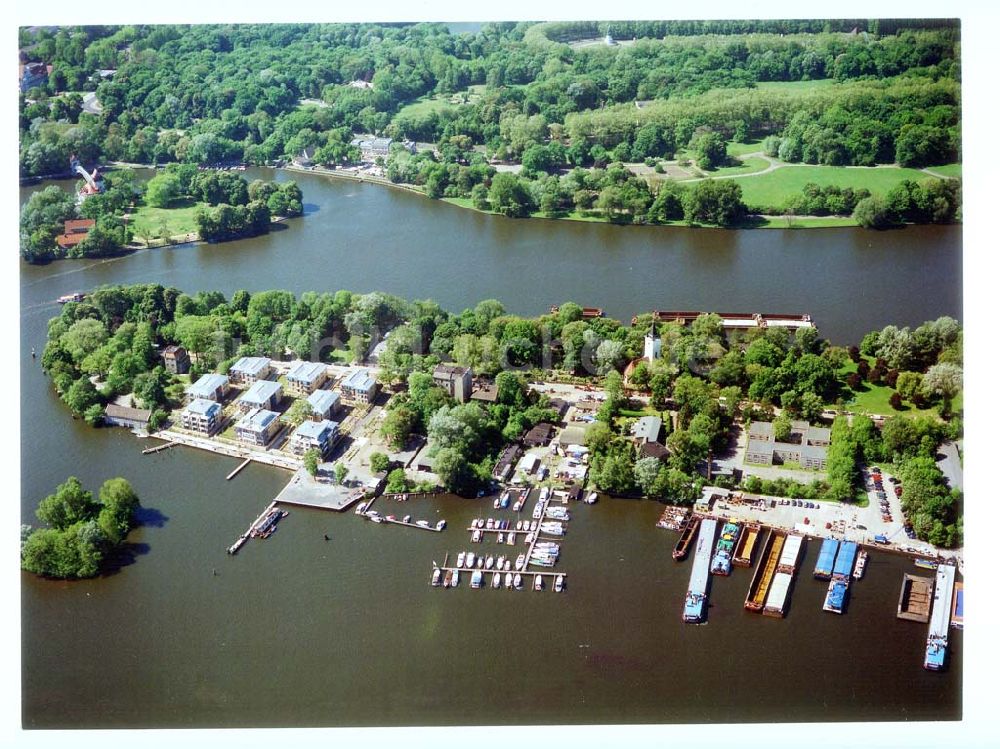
xmin=936 ymin=440 xmax=963 ymax=491
xmin=81 ymin=91 xmax=101 ymax=115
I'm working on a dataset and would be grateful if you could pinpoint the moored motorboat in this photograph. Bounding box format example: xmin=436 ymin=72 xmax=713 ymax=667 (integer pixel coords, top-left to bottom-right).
xmin=554 ymin=574 xmax=564 ymax=592
xmin=497 ymin=531 xmax=503 ymax=542
xmin=444 ymin=569 xmax=454 ymax=587
xmin=466 ymin=553 xmax=476 ymax=569
xmin=492 ymin=572 xmax=502 ymax=588
xmin=515 ymin=553 xmax=526 ymax=570
xmin=853 ymin=549 xmax=868 ymax=579
xmin=584 ymin=492 xmax=598 ymax=504
xmin=504 ymin=572 xmax=513 ymax=589
xmin=415 ymin=519 xmax=429 ymax=527
xmin=472 ymin=529 xmax=482 ymax=543
xmin=435 ymin=519 xmax=446 ymax=531
xmin=456 ymin=551 xmax=466 ymax=568
xmin=513 ymin=573 xmax=523 ymax=590
xmin=431 ymin=567 xmax=441 ymax=586
xmin=451 ymin=570 xmax=460 ymax=587
xmin=504 ymin=559 xmax=512 ymax=571
xmin=485 ymin=555 xmax=495 ymax=570
xmin=471 ymin=569 xmax=483 ymax=589
xmin=403 ymin=515 xmax=412 ymax=524
xmin=507 ymin=532 xmax=516 ymax=545
xmin=477 ymin=555 xmax=484 ymax=568
xmin=486 ymin=518 xmax=494 ymax=530
xmin=534 ymin=574 xmax=543 ymax=591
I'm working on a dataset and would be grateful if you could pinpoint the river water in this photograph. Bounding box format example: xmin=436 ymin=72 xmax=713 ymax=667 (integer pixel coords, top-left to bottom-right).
xmin=19 ymin=171 xmax=961 ymax=727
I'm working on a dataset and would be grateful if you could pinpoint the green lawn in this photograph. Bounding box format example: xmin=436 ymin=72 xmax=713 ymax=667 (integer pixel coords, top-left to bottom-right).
xmin=702 ymin=156 xmax=770 ymax=177
xmin=757 ymin=215 xmax=858 ymax=228
xmin=130 ymin=200 xmax=206 ymax=239
xmin=733 ymin=165 xmax=942 ymax=210
xmin=327 ymin=349 xmax=355 ymax=364
xmin=726 ymin=139 xmax=766 ymax=157
xmin=926 ymin=163 xmax=962 ymax=179
xmin=829 ymin=357 xmax=950 ymax=419
xmin=395 ymin=86 xmax=484 ymax=120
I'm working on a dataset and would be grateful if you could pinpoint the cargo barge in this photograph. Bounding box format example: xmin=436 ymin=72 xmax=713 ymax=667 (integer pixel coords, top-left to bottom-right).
xmin=951 ymin=582 xmax=964 ymax=629
xmin=710 ymin=520 xmax=741 ymax=576
xmin=682 ymin=518 xmax=718 ymax=623
xmin=897 ymin=573 xmax=932 ymax=622
xmin=813 ymin=537 xmax=839 ymax=580
xmin=763 ymin=533 xmax=804 ymax=618
xmin=733 ymin=522 xmax=760 ymax=567
xmin=924 ymin=563 xmax=956 ymax=670
xmin=672 ymin=516 xmax=701 ymax=561
xmin=745 ymin=529 xmax=784 ymax=612
xmin=822 ymin=541 xmax=857 ymax=614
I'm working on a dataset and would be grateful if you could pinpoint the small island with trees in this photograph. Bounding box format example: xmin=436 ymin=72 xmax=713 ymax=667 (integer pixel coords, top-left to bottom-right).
xmin=21 ymin=476 xmax=141 ymax=579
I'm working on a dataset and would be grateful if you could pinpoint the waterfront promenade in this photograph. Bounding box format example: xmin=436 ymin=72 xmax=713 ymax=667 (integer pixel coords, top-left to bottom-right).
xmin=151 ymin=429 xmax=302 ymax=471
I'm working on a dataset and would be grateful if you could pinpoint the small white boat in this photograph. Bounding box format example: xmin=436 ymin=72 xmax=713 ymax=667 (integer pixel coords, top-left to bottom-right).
xmin=485 ymin=555 xmax=495 ymax=570
xmin=492 ymin=572 xmax=502 ymax=588
xmin=471 ymin=570 xmax=483 ymax=589
xmin=435 ymin=519 xmax=446 ymax=531
xmin=497 ymin=531 xmax=503 ymax=542
xmin=504 ymin=559 xmax=512 ymax=571
xmin=466 ymin=553 xmax=476 ymax=569
xmin=516 ymin=520 xmax=523 ymax=531
xmin=496 ymin=555 xmax=506 ymax=569
xmin=451 ymin=570 xmax=460 ymax=587
xmin=416 ymin=519 xmax=430 ymax=527
xmin=477 ymin=555 xmax=484 ymax=569
xmin=504 ymin=572 xmax=513 ymax=589
xmin=534 ymin=574 xmax=543 ymax=591
xmin=530 ymin=521 xmax=537 ymax=531
xmin=472 ymin=529 xmax=482 ymax=543
xmin=554 ymin=574 xmax=564 ymax=592
xmin=513 ymin=573 xmax=523 ymax=590
xmin=585 ymin=492 xmax=598 ymax=504
xmin=507 ymin=532 xmax=516 ymax=546
xmin=456 ymin=552 xmax=466 ymax=568
xmin=431 ymin=568 xmax=441 ymax=586
xmin=444 ymin=569 xmax=453 ymax=587
xmin=493 ymin=497 xmax=501 ymax=509
xmin=515 ymin=553 xmax=526 ymax=570
xmin=486 ymin=518 xmax=494 ymax=530
xmin=403 ymin=515 xmax=412 ymax=523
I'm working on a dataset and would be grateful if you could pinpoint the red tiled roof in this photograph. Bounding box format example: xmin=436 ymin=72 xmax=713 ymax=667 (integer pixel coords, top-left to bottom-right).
xmin=65 ymin=219 xmax=95 ymax=233
xmin=56 ymin=233 xmax=88 ymax=249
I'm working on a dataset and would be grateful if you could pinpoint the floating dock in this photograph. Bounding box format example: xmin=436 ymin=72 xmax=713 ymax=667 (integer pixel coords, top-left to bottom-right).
xmin=897 ymin=574 xmax=933 ymax=622
xmin=228 ymin=500 xmax=278 ymax=554
xmin=822 ymin=541 xmax=857 ymax=615
xmin=924 ymin=563 xmax=956 ymax=670
xmin=951 ymin=582 xmax=964 ymax=629
xmin=682 ymin=518 xmax=718 ymax=623
xmin=383 ymin=517 xmax=444 ymax=532
xmin=745 ymin=530 xmax=784 ymax=612
xmin=813 ymin=537 xmax=839 ymax=580
xmin=733 ymin=522 xmax=760 ymax=567
xmin=672 ymin=516 xmax=700 ymax=560
xmin=141 ymin=440 xmax=176 ymax=455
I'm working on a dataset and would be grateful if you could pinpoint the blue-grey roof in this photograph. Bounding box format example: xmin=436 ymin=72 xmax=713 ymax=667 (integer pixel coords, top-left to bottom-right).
xmin=293 ymin=419 xmax=339 ymax=440
xmin=185 ymin=398 xmax=221 ymax=417
xmin=631 ymin=415 xmax=662 ymax=443
xmin=307 ymin=388 xmax=340 ymax=413
xmin=230 ymin=356 xmax=270 ymax=376
xmin=186 ymin=373 xmax=229 ymax=398
xmin=238 ymin=408 xmax=279 ymax=431
xmin=288 ymin=361 xmax=328 ymax=383
xmin=239 ymin=379 xmax=283 ymax=405
xmin=343 ymin=368 xmax=376 ymax=391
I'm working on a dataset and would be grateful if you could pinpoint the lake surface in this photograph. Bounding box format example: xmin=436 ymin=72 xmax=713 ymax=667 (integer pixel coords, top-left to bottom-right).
xmin=19 ymin=172 xmax=962 ymax=727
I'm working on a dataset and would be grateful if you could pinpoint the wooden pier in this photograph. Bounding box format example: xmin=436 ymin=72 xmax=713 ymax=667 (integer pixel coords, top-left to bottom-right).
xmin=226 ymin=458 xmax=252 ymax=480
xmin=228 ymin=500 xmax=278 ymax=555
xmin=142 ymin=441 xmax=176 ymax=455
xmin=383 ymin=518 xmax=443 ymax=532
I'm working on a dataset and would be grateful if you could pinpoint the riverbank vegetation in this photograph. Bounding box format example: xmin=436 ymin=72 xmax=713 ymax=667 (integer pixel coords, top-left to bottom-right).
xmin=19 ymin=165 xmax=303 ymax=261
xmin=21 ymin=476 xmax=141 ymax=578
xmin=40 ymin=283 xmax=963 ymax=545
xmin=19 ymin=20 xmax=960 ymax=229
